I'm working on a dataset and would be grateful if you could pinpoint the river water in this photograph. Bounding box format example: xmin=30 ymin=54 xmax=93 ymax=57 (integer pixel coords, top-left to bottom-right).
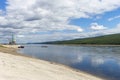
xmin=19 ymin=44 xmax=120 ymax=80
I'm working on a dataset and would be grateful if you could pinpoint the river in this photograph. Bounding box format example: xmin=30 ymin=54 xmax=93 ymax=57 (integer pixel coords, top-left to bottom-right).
xmin=18 ymin=44 xmax=120 ymax=80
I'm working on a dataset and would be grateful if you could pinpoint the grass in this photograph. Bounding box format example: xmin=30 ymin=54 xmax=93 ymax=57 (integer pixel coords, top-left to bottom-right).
xmin=0 ymin=45 xmax=4 ymax=47
xmin=43 ymin=33 xmax=120 ymax=45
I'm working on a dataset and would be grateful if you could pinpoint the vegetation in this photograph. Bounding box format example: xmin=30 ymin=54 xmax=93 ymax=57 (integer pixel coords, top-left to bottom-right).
xmin=0 ymin=45 xmax=4 ymax=47
xmin=43 ymin=33 xmax=120 ymax=45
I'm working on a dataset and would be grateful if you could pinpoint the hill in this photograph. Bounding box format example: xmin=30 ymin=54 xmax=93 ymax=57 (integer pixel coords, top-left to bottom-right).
xmin=43 ymin=33 xmax=120 ymax=45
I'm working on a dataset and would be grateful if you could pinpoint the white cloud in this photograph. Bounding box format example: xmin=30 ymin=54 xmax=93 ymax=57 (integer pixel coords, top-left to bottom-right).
xmin=90 ymin=23 xmax=107 ymax=30
xmin=0 ymin=10 xmax=3 ymax=15
xmin=17 ymin=35 xmax=25 ymax=38
xmin=77 ymin=28 xmax=83 ymax=32
xmin=108 ymin=15 xmax=120 ymax=21
xmin=13 ymin=24 xmax=120 ymax=43
xmin=0 ymin=0 xmax=120 ymax=42
xmin=104 ymin=23 xmax=120 ymax=34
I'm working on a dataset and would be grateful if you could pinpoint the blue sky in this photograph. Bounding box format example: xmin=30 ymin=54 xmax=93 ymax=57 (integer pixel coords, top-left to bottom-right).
xmin=70 ymin=8 xmax=120 ymax=31
xmin=0 ymin=0 xmax=120 ymax=43
xmin=0 ymin=0 xmax=7 ymax=10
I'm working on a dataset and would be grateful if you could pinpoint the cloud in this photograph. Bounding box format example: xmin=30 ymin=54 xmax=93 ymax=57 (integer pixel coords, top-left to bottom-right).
xmin=15 ymin=26 xmax=120 ymax=43
xmin=90 ymin=23 xmax=107 ymax=30
xmin=17 ymin=35 xmax=25 ymax=38
xmin=0 ymin=0 xmax=120 ymax=42
xmin=108 ymin=15 xmax=120 ymax=21
xmin=0 ymin=10 xmax=3 ymax=15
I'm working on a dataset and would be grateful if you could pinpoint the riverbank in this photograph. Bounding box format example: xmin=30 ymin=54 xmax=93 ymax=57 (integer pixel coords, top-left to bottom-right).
xmin=0 ymin=45 xmax=22 ymax=56
xmin=59 ymin=44 xmax=120 ymax=47
xmin=48 ymin=44 xmax=120 ymax=46
xmin=0 ymin=45 xmax=103 ymax=80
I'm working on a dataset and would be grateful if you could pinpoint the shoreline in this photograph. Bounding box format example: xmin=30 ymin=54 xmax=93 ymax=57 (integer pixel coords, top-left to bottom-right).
xmin=0 ymin=45 xmax=104 ymax=80
xmin=47 ymin=44 xmax=120 ymax=46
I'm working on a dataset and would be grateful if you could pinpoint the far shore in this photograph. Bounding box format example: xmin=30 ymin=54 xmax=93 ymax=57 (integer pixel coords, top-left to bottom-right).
xmin=42 ymin=43 xmax=120 ymax=46
xmin=66 ymin=44 xmax=120 ymax=46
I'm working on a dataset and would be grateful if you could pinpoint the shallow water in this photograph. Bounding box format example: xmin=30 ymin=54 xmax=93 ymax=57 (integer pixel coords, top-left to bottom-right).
xmin=19 ymin=44 xmax=120 ymax=80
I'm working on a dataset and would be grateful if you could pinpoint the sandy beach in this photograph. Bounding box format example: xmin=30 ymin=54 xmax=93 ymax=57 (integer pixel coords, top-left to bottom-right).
xmin=0 ymin=45 xmax=104 ymax=80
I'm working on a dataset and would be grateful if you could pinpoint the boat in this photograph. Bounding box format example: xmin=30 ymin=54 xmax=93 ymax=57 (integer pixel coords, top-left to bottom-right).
xmin=18 ymin=45 xmax=24 ymax=48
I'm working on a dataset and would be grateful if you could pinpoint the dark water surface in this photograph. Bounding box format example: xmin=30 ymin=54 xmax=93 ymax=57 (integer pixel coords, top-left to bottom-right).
xmin=18 ymin=44 xmax=120 ymax=80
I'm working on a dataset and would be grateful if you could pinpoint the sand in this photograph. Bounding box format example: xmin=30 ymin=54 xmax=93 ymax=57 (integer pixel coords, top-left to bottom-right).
xmin=0 ymin=45 xmax=104 ymax=80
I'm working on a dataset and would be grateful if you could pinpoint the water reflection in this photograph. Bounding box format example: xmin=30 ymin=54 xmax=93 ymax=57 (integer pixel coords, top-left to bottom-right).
xmin=19 ymin=44 xmax=120 ymax=80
